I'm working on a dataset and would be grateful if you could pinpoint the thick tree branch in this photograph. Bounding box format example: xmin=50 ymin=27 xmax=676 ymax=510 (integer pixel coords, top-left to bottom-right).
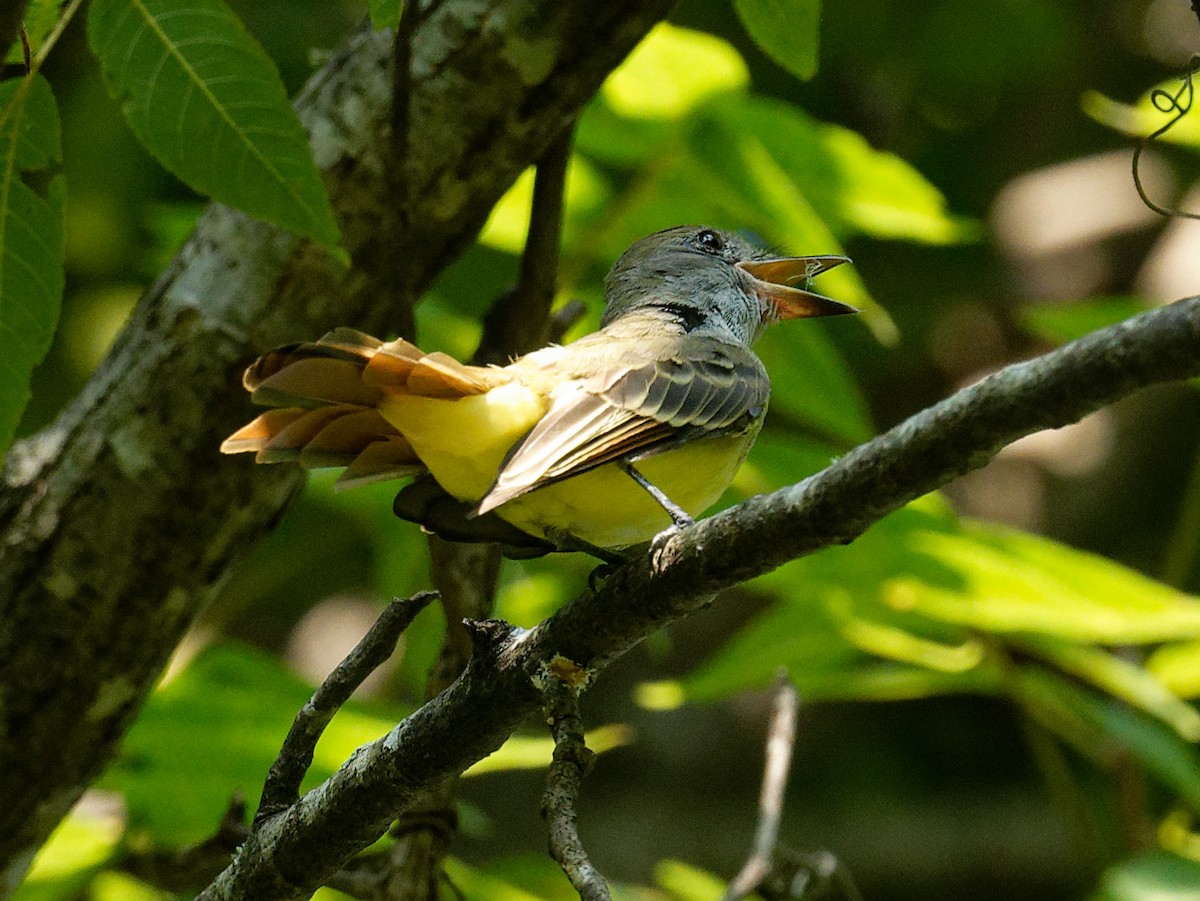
xmin=199 ymin=297 xmax=1200 ymax=900
xmin=0 ymin=0 xmax=674 ymax=887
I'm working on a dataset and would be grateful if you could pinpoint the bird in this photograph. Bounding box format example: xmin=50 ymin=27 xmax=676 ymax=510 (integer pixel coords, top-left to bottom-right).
xmin=221 ymin=225 xmax=854 ymax=560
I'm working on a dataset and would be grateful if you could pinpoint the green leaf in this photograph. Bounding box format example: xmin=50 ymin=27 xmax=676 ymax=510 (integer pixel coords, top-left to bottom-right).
xmin=87 ymin=0 xmax=340 ymax=248
xmin=1016 ymin=669 xmax=1200 ymax=813
xmin=1018 ymin=638 xmax=1200 ymax=741
xmin=1149 ymin=640 xmax=1200 ymax=699
xmin=601 ymin=23 xmax=748 ymax=119
xmin=104 ymin=643 xmax=408 ymax=845
xmin=683 ymin=499 xmax=1200 ymax=704
xmin=1021 ymin=296 xmax=1149 ymax=345
xmin=0 ymin=74 xmax=65 ymax=459
xmin=7 ymin=0 xmax=62 ymax=64
xmin=903 ymin=520 xmax=1200 ymax=643
xmin=709 ymin=96 xmax=979 ymax=246
xmin=733 ymin=0 xmax=821 ymax=81
xmin=654 ymin=860 xmax=727 ymax=901
xmin=368 ymin=0 xmax=404 ymax=31
xmin=1093 ymin=852 xmax=1200 ymax=901
xmin=12 ymin=809 xmax=122 ymax=901
xmin=754 ymin=322 xmax=874 ymax=446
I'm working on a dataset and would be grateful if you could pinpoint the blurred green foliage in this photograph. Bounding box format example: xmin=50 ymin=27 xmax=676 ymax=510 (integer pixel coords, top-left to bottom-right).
xmin=8 ymin=0 xmax=1200 ymax=900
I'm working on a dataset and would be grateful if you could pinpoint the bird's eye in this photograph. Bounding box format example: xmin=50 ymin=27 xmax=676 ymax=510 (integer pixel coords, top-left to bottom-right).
xmin=693 ymin=229 xmax=725 ymax=254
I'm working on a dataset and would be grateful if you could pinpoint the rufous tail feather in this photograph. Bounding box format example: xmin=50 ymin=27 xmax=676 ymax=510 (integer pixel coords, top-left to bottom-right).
xmin=222 ymin=329 xmax=506 ymax=489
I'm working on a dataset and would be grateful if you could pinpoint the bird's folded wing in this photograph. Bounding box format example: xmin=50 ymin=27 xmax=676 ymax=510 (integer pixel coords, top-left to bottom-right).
xmin=475 ymin=339 xmax=768 ymax=514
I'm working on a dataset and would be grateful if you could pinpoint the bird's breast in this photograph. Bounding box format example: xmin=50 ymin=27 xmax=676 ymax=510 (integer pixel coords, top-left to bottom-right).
xmin=378 ymin=381 xmax=548 ymax=501
xmin=495 ymin=425 xmax=760 ymax=549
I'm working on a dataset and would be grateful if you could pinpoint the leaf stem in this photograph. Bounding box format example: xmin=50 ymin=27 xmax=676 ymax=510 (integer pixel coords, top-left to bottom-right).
xmin=30 ymin=0 xmax=85 ymax=74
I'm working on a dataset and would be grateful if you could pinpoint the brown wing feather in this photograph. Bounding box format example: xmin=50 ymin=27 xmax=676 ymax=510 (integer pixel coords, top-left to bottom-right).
xmin=475 ymin=338 xmax=768 ymax=514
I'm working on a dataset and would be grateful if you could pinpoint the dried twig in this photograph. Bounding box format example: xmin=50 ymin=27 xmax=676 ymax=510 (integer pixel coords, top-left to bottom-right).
xmin=256 ymin=592 xmax=438 ymax=824
xmin=541 ymin=667 xmax=610 ymax=901
xmin=723 ymin=672 xmax=800 ymax=901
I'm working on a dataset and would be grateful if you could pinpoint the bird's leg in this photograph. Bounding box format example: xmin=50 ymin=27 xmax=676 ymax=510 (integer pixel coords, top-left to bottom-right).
xmin=618 ymin=461 xmax=693 ymax=573
xmin=617 ymin=461 xmax=694 ymax=528
xmin=542 ymin=526 xmax=628 ymax=566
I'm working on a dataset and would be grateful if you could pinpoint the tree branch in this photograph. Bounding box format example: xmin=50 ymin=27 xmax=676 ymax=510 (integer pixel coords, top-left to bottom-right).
xmin=722 ymin=672 xmax=799 ymax=901
xmin=198 ymin=297 xmax=1200 ymax=899
xmin=0 ymin=0 xmax=675 ymax=886
xmin=256 ymin=592 xmax=438 ymax=824
xmin=541 ymin=667 xmax=608 ymax=901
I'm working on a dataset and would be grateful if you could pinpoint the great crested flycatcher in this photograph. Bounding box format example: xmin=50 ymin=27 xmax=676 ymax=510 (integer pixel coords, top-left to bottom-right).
xmin=221 ymin=225 xmax=854 ymax=558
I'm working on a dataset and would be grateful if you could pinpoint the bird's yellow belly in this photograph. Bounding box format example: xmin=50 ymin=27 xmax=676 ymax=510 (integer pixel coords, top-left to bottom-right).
xmin=379 ymin=382 xmax=547 ymax=501
xmin=496 ymin=429 xmax=757 ymax=549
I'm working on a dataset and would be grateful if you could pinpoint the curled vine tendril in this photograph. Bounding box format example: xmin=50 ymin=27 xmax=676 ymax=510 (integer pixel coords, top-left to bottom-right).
xmin=1132 ymin=54 xmax=1200 ymax=221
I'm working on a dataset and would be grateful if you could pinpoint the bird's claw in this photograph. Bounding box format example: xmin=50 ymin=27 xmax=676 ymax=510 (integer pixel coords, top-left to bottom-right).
xmin=588 ymin=562 xmax=618 ymax=593
xmin=648 ymin=524 xmax=683 ymax=573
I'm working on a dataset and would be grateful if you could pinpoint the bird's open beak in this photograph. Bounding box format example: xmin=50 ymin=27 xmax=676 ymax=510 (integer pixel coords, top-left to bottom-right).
xmin=736 ymin=255 xmax=857 ymax=320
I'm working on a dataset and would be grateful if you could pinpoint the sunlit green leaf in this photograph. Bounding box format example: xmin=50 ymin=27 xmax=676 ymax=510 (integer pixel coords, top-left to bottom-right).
xmin=654 ymin=860 xmax=725 ymax=901
xmin=1148 ymin=640 xmax=1200 ymax=699
xmin=104 ymin=643 xmax=408 ymax=845
xmin=12 ymin=809 xmax=122 ymax=901
xmin=367 ymin=0 xmax=404 ymax=31
xmin=463 ymin=724 xmax=633 ymax=776
xmin=1019 ymin=638 xmax=1200 ymax=741
xmin=1021 ymin=297 xmax=1150 ymax=345
xmin=602 ymin=23 xmax=747 ymax=119
xmin=710 ymin=96 xmax=978 ymax=246
xmin=901 ymin=521 xmax=1200 ymax=642
xmin=684 ymin=499 xmax=1200 ymax=704
xmin=1083 ymin=86 xmax=1200 ymax=149
xmin=89 ymin=872 xmax=167 ymax=901
xmin=733 ymin=0 xmax=821 ymax=81
xmin=442 ymin=857 xmax=558 ymax=901
xmin=87 ymin=0 xmax=340 ymax=248
xmin=1093 ymin=852 xmax=1200 ymax=901
xmin=0 ymin=74 xmax=64 ymax=459
xmin=1015 ymin=669 xmax=1200 ymax=813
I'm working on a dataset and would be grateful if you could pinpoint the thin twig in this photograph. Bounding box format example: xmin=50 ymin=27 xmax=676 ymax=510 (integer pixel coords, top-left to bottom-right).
xmin=541 ymin=669 xmax=610 ymax=901
xmin=255 ymin=591 xmax=438 ymax=824
xmin=478 ymin=124 xmax=575 ymax=363
xmin=723 ymin=672 xmax=800 ymax=901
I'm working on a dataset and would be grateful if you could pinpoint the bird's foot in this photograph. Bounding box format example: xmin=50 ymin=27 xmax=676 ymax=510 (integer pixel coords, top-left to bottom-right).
xmin=648 ymin=524 xmax=686 ymax=574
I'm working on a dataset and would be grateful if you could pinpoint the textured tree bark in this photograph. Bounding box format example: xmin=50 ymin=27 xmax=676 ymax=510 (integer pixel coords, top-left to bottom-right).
xmin=0 ymin=0 xmax=673 ymax=890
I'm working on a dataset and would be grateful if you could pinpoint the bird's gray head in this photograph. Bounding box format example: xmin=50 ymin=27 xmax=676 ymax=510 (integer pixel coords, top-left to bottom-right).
xmin=601 ymin=225 xmax=855 ymax=344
